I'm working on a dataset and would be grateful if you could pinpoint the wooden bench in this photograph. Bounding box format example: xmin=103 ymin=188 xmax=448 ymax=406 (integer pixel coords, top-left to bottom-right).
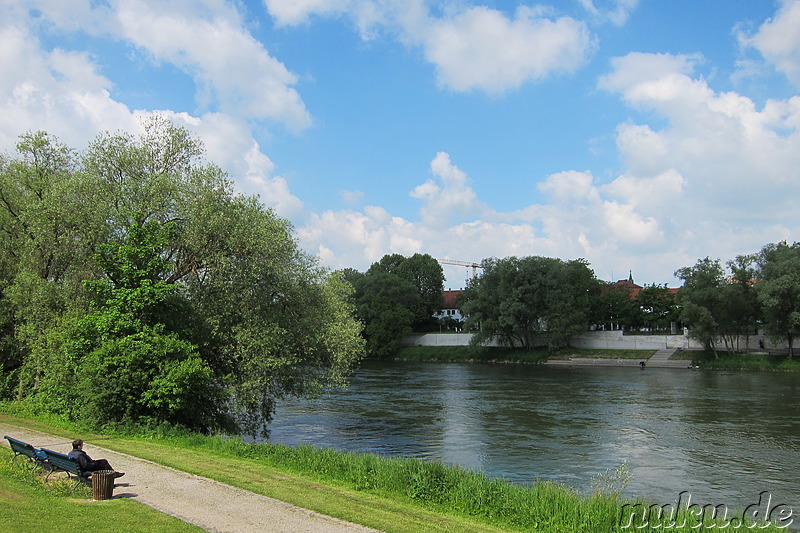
xmin=4 ymin=435 xmax=47 ymax=469
xmin=40 ymin=448 xmax=91 ymax=490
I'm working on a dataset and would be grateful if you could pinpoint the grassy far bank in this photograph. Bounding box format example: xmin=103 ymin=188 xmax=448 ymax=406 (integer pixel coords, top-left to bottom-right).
xmin=394 ymin=345 xmax=800 ymax=371
xmin=683 ymin=350 xmax=800 ymax=371
xmin=0 ymin=411 xmax=787 ymax=533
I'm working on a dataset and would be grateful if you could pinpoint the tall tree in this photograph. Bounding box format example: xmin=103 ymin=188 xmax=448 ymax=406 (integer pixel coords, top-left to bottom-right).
xmin=461 ymin=256 xmax=598 ymax=350
xmin=351 ymin=270 xmax=419 ymax=358
xmin=396 ymin=253 xmax=444 ymax=329
xmin=593 ymin=282 xmax=639 ymax=331
xmin=675 ymin=258 xmax=726 ymax=357
xmin=756 ymin=241 xmax=800 ymax=358
xmin=636 ymin=284 xmax=679 ymax=332
xmin=0 ymin=119 xmax=365 ymax=432
xmin=0 ymin=132 xmax=94 ymax=395
xmin=367 ymin=253 xmax=444 ymax=331
xmin=723 ymin=254 xmax=760 ymax=353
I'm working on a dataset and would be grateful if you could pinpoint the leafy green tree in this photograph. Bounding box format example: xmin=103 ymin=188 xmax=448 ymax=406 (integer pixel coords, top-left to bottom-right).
xmin=676 ymin=258 xmax=727 ymax=357
xmin=756 ymin=241 xmax=800 ymax=358
xmin=636 ymin=284 xmax=678 ymax=332
xmin=0 ymin=119 xmax=365 ymax=432
xmin=461 ymin=256 xmax=598 ymax=350
xmin=723 ymin=254 xmax=760 ymax=353
xmin=62 ymin=218 xmax=226 ymax=430
xmin=368 ymin=253 xmax=444 ymax=330
xmin=351 ymin=270 xmax=419 ymax=358
xmin=593 ymin=282 xmax=639 ymax=331
xmin=677 ymin=255 xmax=764 ymax=357
xmin=0 ymin=132 xmax=94 ymax=397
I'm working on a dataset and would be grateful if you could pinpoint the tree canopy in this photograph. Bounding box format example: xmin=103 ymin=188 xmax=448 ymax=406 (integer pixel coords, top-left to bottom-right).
xmin=347 ymin=253 xmax=444 ymax=357
xmin=460 ymin=256 xmax=599 ymax=350
xmin=756 ymin=241 xmax=800 ymax=358
xmin=0 ymin=119 xmax=365 ymax=433
xmin=675 ymin=244 xmax=799 ymax=358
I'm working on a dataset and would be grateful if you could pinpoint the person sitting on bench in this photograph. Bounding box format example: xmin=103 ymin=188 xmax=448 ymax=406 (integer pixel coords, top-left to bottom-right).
xmin=68 ymin=439 xmax=124 ymax=478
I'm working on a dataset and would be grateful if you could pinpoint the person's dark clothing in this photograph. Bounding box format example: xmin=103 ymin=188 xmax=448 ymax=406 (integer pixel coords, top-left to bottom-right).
xmin=68 ymin=448 xmax=113 ymax=472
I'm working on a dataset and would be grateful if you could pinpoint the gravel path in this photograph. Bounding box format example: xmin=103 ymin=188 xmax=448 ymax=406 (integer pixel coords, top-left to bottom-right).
xmin=1 ymin=422 xmax=380 ymax=533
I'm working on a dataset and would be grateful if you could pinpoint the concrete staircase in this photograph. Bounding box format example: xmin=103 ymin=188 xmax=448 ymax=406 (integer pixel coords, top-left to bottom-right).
xmin=645 ymin=348 xmax=687 ymax=368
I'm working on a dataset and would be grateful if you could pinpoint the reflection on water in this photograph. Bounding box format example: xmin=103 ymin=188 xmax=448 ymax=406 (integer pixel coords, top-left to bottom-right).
xmin=266 ymin=361 xmax=799 ymax=511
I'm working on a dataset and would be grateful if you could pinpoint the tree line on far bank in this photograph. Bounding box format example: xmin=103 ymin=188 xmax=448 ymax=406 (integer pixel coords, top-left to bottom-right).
xmin=675 ymin=243 xmax=800 ymax=358
xmin=350 ymin=255 xmax=682 ymax=353
xmin=354 ymin=246 xmax=800 ymax=361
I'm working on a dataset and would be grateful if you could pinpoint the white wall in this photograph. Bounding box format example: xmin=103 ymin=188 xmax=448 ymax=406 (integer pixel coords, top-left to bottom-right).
xmin=401 ymin=330 xmax=790 ymax=351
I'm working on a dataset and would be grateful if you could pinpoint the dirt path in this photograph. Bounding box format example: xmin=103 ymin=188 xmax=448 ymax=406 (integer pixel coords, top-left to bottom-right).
xmin=1 ymin=422 xmax=380 ymax=533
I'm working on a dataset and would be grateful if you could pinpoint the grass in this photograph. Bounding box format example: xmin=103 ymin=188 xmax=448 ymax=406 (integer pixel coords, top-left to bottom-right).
xmin=0 ymin=410 xmax=787 ymax=532
xmin=0 ymin=448 xmax=201 ymax=533
xmin=547 ymin=348 xmax=658 ymax=360
xmin=687 ymin=350 xmax=800 ymax=371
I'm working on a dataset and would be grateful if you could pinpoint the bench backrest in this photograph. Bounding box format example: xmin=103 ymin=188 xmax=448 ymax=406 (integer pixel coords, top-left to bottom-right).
xmin=40 ymin=448 xmax=82 ymax=475
xmin=4 ymin=435 xmax=41 ymax=460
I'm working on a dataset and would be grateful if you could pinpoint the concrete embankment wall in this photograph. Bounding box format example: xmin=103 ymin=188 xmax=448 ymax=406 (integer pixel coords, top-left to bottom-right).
xmin=400 ymin=331 xmax=691 ymax=349
xmin=399 ymin=333 xmax=498 ymax=347
xmin=569 ymin=331 xmax=701 ymax=350
xmin=401 ymin=330 xmax=788 ymax=351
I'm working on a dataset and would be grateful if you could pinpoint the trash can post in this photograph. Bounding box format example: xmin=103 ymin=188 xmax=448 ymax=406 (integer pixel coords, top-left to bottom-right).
xmin=91 ymin=470 xmax=115 ymax=500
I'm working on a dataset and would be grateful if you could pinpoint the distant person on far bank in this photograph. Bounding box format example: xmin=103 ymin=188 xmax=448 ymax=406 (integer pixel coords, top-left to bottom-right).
xmin=68 ymin=439 xmax=124 ymax=478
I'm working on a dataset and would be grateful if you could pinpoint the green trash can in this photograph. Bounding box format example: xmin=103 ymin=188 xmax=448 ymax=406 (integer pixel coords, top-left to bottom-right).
xmin=91 ymin=470 xmax=115 ymax=500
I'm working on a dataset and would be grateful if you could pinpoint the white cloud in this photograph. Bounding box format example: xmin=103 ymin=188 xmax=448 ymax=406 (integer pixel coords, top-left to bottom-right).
xmin=11 ymin=0 xmax=311 ymax=132
xmin=265 ymin=0 xmax=351 ymax=26
xmin=602 ymin=201 xmax=662 ymax=245
xmin=537 ymin=170 xmax=600 ymax=205
xmin=0 ymin=21 xmax=137 ymax=151
xmin=603 ymin=170 xmax=685 ymax=213
xmin=340 ymin=190 xmax=364 ymax=205
xmin=598 ymin=52 xmax=699 ymax=97
xmin=601 ymin=52 xmax=800 ymax=209
xmin=595 ymin=50 xmax=800 ymax=271
xmin=114 ymin=0 xmax=311 ymax=130
xmin=143 ymin=111 xmax=305 ymax=218
xmin=420 ymin=6 xmax=594 ymax=93
xmin=739 ymin=0 xmax=800 ymax=87
xmin=299 ymin=43 xmax=800 ymax=286
xmin=297 ymin=206 xmax=423 ymax=269
xmin=410 ymin=152 xmax=484 ymax=226
xmin=264 ymin=1 xmax=596 ymax=93
xmin=578 ymin=0 xmax=640 ymax=26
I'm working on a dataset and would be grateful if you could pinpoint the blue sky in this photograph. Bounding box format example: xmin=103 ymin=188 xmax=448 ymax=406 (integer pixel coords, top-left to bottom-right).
xmin=2 ymin=1 xmax=800 ymax=289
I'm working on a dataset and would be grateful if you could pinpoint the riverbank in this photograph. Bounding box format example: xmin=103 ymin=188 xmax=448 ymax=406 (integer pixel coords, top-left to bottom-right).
xmin=2 ymin=410 xmax=783 ymax=532
xmin=687 ymin=350 xmax=800 ymax=371
xmin=392 ymin=345 xmax=800 ymax=372
xmin=391 ymin=345 xmax=653 ymax=364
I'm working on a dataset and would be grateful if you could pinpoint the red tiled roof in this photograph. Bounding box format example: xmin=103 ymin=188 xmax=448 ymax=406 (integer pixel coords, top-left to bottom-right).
xmin=608 ymin=280 xmax=679 ymax=299
xmin=442 ymin=289 xmax=462 ymax=309
xmin=611 ymin=279 xmax=642 ymax=299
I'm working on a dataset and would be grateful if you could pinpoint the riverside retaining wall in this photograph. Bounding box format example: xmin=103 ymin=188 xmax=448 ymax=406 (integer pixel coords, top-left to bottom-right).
xmin=401 ymin=330 xmax=788 ymax=351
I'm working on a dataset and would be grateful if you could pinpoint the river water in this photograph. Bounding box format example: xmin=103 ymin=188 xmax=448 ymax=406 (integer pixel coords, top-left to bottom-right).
xmin=267 ymin=361 xmax=799 ymax=513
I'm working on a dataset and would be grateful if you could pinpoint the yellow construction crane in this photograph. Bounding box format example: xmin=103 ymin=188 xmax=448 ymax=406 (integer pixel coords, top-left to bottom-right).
xmin=436 ymin=259 xmax=482 ymax=279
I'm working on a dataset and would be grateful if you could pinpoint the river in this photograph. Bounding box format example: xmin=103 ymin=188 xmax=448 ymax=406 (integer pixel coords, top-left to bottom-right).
xmin=267 ymin=361 xmax=799 ymax=513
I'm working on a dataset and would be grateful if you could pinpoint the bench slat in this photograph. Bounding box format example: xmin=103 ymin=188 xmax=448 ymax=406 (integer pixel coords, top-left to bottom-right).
xmin=4 ymin=435 xmax=47 ymax=466
xmin=40 ymin=448 xmax=90 ymax=490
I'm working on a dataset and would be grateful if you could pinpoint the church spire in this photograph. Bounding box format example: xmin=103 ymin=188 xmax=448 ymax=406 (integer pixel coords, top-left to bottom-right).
xmin=628 ymin=270 xmax=634 ymax=284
